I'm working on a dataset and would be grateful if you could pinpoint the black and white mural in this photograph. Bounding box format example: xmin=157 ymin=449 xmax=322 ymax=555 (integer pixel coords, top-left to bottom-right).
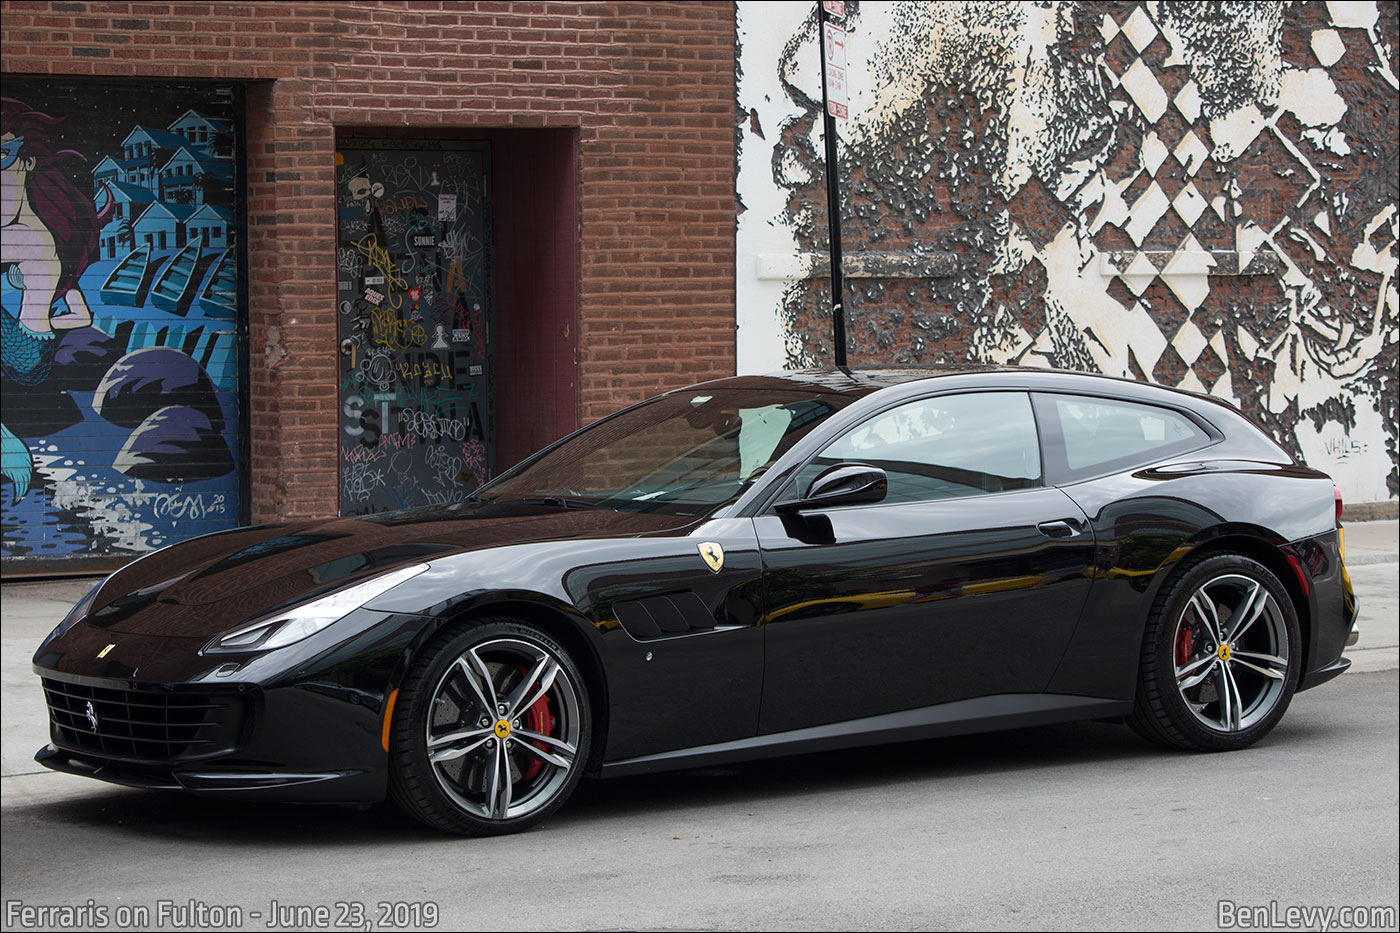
xmin=736 ymin=1 xmax=1397 ymax=505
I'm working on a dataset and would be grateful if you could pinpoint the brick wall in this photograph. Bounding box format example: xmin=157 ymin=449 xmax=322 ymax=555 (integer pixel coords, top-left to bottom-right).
xmin=1 ymin=0 xmax=738 ymax=522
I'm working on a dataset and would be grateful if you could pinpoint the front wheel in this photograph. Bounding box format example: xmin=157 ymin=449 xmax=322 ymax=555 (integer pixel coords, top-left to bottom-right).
xmin=389 ymin=619 xmax=591 ymax=835
xmin=1131 ymin=553 xmax=1301 ymax=751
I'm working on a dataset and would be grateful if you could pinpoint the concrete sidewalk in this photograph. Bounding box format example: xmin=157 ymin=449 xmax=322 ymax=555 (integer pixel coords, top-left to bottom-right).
xmin=1340 ymin=518 xmax=1398 ymax=672
xmin=2 ymin=521 xmax=1396 ymax=780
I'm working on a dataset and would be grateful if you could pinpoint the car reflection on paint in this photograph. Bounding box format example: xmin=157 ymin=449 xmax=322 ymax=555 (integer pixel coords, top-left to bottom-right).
xmin=33 ymin=367 xmax=1358 ymax=835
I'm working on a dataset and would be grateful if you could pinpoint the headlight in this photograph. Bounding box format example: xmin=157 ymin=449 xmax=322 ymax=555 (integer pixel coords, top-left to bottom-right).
xmin=203 ymin=563 xmax=429 ymax=654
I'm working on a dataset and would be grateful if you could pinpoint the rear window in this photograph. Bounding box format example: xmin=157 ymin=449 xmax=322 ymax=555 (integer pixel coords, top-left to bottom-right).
xmin=1041 ymin=393 xmax=1210 ymax=479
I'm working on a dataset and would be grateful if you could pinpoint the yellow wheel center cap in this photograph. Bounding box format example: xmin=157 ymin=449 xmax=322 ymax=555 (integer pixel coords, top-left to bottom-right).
xmin=494 ymin=720 xmax=511 ymax=738
xmin=1217 ymin=644 xmax=1232 ymax=661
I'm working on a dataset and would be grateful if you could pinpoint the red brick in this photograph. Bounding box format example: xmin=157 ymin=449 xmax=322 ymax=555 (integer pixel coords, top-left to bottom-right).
xmin=3 ymin=0 xmax=736 ymax=520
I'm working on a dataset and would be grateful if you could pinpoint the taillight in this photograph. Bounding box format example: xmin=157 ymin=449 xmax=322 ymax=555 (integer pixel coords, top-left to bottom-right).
xmin=1335 ymin=484 xmax=1346 ymax=563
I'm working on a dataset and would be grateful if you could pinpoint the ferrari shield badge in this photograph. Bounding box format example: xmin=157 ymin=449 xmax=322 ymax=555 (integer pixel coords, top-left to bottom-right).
xmin=698 ymin=542 xmax=725 ymax=573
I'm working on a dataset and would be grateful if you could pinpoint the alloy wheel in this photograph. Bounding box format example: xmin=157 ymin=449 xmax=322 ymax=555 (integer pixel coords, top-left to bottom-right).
xmin=424 ymin=636 xmax=582 ymax=822
xmin=1171 ymin=573 xmax=1291 ymax=733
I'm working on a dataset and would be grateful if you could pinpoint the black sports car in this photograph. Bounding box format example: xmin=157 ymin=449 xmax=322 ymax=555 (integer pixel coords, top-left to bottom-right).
xmin=34 ymin=368 xmax=1358 ymax=835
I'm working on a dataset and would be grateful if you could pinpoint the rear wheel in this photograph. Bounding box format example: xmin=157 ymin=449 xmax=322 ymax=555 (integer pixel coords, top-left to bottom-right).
xmin=389 ymin=618 xmax=590 ymax=835
xmin=1131 ymin=553 xmax=1300 ymax=751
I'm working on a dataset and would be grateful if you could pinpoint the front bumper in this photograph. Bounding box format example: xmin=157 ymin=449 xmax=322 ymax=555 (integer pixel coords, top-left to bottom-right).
xmin=34 ymin=744 xmax=376 ymax=800
xmin=30 ymin=607 xmax=435 ymax=803
xmin=32 ymin=669 xmax=391 ymax=803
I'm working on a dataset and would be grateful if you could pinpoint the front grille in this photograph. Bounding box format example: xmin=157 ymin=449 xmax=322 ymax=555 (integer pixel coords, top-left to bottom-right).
xmin=42 ymin=678 xmax=248 ymax=764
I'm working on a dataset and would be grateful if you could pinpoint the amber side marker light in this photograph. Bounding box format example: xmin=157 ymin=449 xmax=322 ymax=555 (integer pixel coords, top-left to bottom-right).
xmin=382 ymin=688 xmax=399 ymax=752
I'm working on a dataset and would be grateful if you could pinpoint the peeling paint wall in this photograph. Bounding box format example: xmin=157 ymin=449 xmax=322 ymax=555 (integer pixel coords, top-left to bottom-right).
xmin=736 ymin=1 xmax=1398 ymax=505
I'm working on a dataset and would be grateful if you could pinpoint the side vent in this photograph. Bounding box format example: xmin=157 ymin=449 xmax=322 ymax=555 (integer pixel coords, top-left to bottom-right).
xmin=614 ymin=593 xmax=720 ymax=641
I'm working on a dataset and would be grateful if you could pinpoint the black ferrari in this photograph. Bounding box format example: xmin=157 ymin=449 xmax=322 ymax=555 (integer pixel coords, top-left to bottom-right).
xmin=34 ymin=368 xmax=1358 ymax=834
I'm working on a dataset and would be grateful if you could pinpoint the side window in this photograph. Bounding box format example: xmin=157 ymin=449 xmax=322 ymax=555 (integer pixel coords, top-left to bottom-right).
xmin=1041 ymin=393 xmax=1210 ymax=479
xmin=793 ymin=392 xmax=1042 ymax=505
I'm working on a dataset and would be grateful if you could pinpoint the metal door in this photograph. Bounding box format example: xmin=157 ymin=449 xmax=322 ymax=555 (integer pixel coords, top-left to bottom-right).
xmin=335 ymin=142 xmax=493 ymax=515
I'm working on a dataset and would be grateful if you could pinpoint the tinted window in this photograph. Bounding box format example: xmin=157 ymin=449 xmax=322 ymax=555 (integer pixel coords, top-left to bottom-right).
xmin=794 ymin=392 xmax=1042 ymax=504
xmin=1044 ymin=394 xmax=1209 ymax=477
xmin=481 ymin=389 xmax=848 ymax=515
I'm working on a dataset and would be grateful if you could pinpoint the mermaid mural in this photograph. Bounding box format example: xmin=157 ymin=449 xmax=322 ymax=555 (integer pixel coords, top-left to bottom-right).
xmin=1 ymin=97 xmax=110 ymax=497
xmin=2 ymin=80 xmax=243 ymax=568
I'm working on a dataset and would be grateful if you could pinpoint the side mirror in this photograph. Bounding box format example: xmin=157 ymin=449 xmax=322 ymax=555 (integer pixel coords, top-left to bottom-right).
xmin=775 ymin=463 xmax=887 ymax=512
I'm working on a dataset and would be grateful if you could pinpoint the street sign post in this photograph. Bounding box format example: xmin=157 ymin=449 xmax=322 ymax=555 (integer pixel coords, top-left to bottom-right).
xmin=823 ymin=20 xmax=848 ymax=120
xmin=817 ymin=1 xmax=849 ymax=370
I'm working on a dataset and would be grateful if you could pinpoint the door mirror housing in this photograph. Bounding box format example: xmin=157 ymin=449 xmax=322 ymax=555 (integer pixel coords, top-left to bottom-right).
xmin=775 ymin=463 xmax=888 ymax=512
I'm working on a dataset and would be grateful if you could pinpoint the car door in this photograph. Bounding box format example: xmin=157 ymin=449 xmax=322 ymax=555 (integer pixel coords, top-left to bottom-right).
xmin=753 ymin=390 xmax=1097 ymax=734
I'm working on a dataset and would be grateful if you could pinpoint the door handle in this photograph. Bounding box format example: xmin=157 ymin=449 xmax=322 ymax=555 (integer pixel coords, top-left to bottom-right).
xmin=1037 ymin=519 xmax=1083 ymax=539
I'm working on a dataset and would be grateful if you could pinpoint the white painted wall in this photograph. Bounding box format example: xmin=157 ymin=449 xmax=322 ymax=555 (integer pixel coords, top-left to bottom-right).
xmin=735 ymin=1 xmax=1398 ymax=504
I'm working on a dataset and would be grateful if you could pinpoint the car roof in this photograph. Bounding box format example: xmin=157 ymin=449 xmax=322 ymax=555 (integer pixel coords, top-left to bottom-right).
xmin=691 ymin=365 xmax=1227 ymax=410
xmin=684 ymin=365 xmax=1290 ymax=460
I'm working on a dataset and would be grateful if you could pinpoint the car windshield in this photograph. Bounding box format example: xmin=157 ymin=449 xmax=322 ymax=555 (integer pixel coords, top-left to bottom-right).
xmin=481 ymin=387 xmax=851 ymax=516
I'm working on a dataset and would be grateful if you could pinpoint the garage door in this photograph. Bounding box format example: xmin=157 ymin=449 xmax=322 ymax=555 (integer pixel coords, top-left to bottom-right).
xmin=1 ymin=80 xmax=244 ymax=574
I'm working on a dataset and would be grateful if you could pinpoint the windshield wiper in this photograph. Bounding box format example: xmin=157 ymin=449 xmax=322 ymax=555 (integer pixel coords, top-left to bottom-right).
xmin=512 ymin=496 xmax=618 ymax=512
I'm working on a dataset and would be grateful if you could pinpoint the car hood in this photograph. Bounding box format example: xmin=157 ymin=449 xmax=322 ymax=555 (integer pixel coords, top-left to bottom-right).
xmin=80 ymin=501 xmax=703 ymax=639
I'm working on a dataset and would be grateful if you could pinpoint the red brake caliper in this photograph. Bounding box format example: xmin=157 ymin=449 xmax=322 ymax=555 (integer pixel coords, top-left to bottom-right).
xmin=1175 ymin=620 xmax=1194 ymax=668
xmin=512 ymin=665 xmax=554 ymax=781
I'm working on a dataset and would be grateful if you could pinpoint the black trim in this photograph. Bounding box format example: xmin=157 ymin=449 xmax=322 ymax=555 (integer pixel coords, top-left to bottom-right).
xmin=35 ymin=744 xmax=182 ymax=791
xmin=1298 ymin=657 xmax=1350 ymax=692
xmin=600 ymin=693 xmax=1131 ymax=777
xmin=35 ymin=745 xmax=373 ymax=798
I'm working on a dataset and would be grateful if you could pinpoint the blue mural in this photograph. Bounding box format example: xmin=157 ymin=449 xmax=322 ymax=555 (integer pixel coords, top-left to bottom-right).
xmin=1 ymin=84 xmax=241 ymax=567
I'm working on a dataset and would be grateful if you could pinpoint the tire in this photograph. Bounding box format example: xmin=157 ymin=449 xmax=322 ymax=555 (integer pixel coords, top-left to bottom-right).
xmin=1130 ymin=553 xmax=1301 ymax=751
xmin=388 ymin=618 xmax=591 ymax=835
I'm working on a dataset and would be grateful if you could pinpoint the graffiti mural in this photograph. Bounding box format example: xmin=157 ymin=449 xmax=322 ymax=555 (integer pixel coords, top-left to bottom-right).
xmin=1 ymin=81 xmax=241 ymax=566
xmin=736 ymin=1 xmax=1398 ymax=505
xmin=335 ymin=142 xmax=493 ymax=515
